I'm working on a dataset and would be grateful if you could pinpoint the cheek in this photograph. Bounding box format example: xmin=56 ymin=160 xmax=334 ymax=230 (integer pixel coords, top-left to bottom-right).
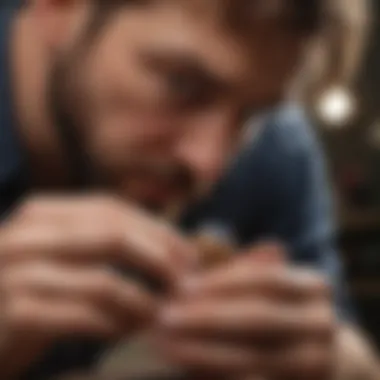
xmin=84 ymin=29 xmax=167 ymax=116
xmin=80 ymin=52 xmax=182 ymax=153
xmin=87 ymin=107 xmax=182 ymax=155
xmin=78 ymin=66 xmax=172 ymax=154
xmin=83 ymin=104 xmax=184 ymax=176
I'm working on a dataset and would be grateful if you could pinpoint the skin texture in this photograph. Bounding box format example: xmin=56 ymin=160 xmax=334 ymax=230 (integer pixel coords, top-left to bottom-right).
xmin=0 ymin=0 xmax=377 ymax=378
xmin=14 ymin=0 xmax=303 ymax=207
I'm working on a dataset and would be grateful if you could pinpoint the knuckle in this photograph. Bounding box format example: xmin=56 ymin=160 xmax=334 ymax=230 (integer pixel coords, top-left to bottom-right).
xmin=94 ymin=195 xmax=121 ymax=216
xmin=17 ymin=196 xmax=45 ymax=219
xmin=1 ymin=264 xmax=43 ymax=299
xmin=91 ymin=224 xmax=123 ymax=254
xmin=92 ymin=271 xmax=120 ymax=300
xmin=164 ymin=235 xmax=186 ymax=262
xmin=163 ymin=230 xmax=197 ymax=269
xmin=6 ymin=297 xmax=35 ymax=333
xmin=92 ymin=201 xmax=124 ymax=239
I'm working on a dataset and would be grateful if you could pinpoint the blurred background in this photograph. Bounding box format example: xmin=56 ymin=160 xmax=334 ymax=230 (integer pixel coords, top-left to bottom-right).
xmin=2 ymin=0 xmax=380 ymax=351
xmin=304 ymin=0 xmax=380 ymax=349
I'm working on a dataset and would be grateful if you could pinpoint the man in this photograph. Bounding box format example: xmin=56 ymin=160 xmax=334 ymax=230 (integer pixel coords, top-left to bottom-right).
xmin=0 ymin=1 xmax=377 ymax=379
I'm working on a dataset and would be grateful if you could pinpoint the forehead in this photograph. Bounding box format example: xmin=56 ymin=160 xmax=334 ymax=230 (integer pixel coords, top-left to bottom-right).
xmin=106 ymin=0 xmax=305 ymax=96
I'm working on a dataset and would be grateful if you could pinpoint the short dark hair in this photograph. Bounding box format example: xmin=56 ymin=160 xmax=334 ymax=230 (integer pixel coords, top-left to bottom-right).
xmin=292 ymin=0 xmax=326 ymax=34
xmin=224 ymin=0 xmax=328 ymax=38
xmin=88 ymin=0 xmax=328 ymax=41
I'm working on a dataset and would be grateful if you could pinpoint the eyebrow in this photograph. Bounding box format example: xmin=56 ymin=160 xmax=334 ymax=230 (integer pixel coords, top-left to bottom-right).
xmin=139 ymin=49 xmax=234 ymax=94
xmin=139 ymin=48 xmax=286 ymax=112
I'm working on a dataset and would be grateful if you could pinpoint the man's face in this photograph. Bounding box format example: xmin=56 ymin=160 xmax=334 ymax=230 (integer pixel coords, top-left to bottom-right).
xmin=42 ymin=1 xmax=305 ymax=216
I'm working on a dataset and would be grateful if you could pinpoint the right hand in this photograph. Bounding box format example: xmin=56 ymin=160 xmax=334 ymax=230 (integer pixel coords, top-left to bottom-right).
xmin=0 ymin=194 xmax=195 ymax=377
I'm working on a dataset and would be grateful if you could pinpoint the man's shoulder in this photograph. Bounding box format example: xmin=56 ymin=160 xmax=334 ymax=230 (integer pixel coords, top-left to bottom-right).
xmin=233 ymin=103 xmax=321 ymax=195
xmin=255 ymin=103 xmax=319 ymax=161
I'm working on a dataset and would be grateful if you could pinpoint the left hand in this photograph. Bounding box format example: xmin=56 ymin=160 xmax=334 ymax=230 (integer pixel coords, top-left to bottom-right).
xmin=155 ymin=244 xmax=337 ymax=380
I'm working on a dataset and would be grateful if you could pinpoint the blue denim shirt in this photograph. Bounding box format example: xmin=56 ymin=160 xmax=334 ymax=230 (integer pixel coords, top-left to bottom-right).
xmin=185 ymin=105 xmax=353 ymax=321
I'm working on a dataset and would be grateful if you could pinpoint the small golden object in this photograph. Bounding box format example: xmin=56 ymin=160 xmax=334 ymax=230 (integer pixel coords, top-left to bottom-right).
xmin=192 ymin=224 xmax=236 ymax=269
xmin=193 ymin=233 xmax=234 ymax=268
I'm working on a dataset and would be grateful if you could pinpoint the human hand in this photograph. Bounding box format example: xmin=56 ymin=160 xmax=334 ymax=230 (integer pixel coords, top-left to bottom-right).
xmin=156 ymin=244 xmax=336 ymax=380
xmin=0 ymin=195 xmax=195 ymax=377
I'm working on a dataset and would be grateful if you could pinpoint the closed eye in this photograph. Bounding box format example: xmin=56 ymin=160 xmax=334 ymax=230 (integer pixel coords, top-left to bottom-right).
xmin=140 ymin=50 xmax=231 ymax=110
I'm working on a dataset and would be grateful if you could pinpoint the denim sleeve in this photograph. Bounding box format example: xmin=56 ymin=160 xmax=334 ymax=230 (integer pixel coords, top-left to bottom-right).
xmin=263 ymin=109 xmax=355 ymax=322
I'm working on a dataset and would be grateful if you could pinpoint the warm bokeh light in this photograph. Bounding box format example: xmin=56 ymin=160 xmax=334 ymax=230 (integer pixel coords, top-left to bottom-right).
xmin=316 ymin=86 xmax=357 ymax=128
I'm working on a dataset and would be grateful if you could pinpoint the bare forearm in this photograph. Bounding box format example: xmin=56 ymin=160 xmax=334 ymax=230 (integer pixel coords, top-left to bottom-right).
xmin=335 ymin=324 xmax=379 ymax=380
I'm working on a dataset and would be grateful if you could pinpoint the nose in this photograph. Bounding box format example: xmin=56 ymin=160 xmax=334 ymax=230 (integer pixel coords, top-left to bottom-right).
xmin=174 ymin=111 xmax=233 ymax=186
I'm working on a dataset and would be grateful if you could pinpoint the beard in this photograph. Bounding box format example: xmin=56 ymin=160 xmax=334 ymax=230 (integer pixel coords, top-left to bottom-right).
xmin=46 ymin=54 xmax=200 ymax=220
xmin=47 ymin=39 xmax=123 ymax=192
xmin=47 ymin=53 xmax=96 ymax=189
xmin=45 ymin=13 xmax=207 ymax=219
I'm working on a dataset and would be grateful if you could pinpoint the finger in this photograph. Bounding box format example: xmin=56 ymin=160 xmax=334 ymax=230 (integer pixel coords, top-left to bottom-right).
xmin=25 ymin=195 xmax=197 ymax=271
xmin=156 ymin=225 xmax=198 ymax=272
xmin=159 ymin=299 xmax=335 ymax=341
xmin=5 ymin=295 xmax=119 ymax=338
xmin=0 ymin=223 xmax=182 ymax=290
xmin=0 ymin=223 xmax=121 ymax=264
xmin=241 ymin=242 xmax=286 ymax=266
xmin=155 ymin=336 xmax=261 ymax=375
xmin=1 ymin=197 xmax=195 ymax=289
xmin=2 ymin=263 xmax=157 ymax=326
xmin=179 ymin=265 xmax=330 ymax=301
xmin=121 ymin=203 xmax=198 ymax=271
xmin=120 ymin=222 xmax=196 ymax=288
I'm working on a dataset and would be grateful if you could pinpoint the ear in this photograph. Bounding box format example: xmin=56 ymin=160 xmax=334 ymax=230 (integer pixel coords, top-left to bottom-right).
xmin=30 ymin=0 xmax=89 ymax=50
